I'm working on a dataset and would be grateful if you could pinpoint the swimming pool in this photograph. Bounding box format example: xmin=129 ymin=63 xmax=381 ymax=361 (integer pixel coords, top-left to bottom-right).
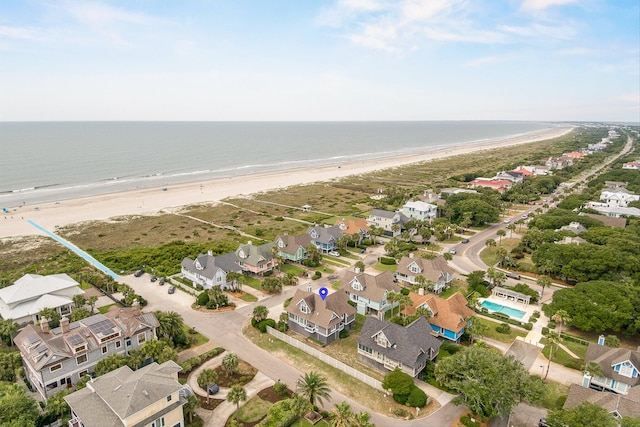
xmin=480 ymin=300 xmax=526 ymax=319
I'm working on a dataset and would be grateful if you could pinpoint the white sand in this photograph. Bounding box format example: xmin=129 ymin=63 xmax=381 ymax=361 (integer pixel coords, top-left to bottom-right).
xmin=0 ymin=126 xmax=573 ymax=240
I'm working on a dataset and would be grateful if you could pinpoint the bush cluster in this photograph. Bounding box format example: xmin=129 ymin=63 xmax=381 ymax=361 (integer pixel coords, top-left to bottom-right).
xmin=179 ymin=347 xmax=225 ymax=375
xmin=495 ymin=323 xmax=511 ymax=334
xmin=380 ymin=256 xmax=397 ymax=265
xmin=252 ymin=317 xmax=276 ymax=333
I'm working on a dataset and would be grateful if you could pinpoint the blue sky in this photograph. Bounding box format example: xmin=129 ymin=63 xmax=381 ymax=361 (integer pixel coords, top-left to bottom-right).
xmin=1 ymin=0 xmax=638 ymax=122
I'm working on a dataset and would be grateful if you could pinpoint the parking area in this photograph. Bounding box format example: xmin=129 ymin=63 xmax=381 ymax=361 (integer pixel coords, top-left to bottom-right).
xmin=119 ymin=272 xmax=195 ymax=313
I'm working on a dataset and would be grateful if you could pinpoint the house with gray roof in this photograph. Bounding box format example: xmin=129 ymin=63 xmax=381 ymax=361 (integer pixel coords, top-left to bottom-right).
xmin=235 ymin=241 xmax=277 ymax=275
xmin=395 ymin=254 xmax=454 ymax=293
xmin=181 ymin=250 xmax=241 ymax=290
xmin=366 ymin=209 xmax=409 ymax=237
xmin=582 ymin=338 xmax=640 ymax=395
xmin=340 ymin=270 xmax=401 ymax=318
xmin=400 ymin=200 xmax=438 ymax=223
xmin=357 ymin=316 xmax=441 ymax=377
xmin=65 ymin=360 xmax=185 ymax=427
xmin=274 ymin=233 xmax=312 ymax=263
xmin=564 ymin=383 xmax=640 ymax=420
xmin=14 ymin=306 xmax=158 ymax=400
xmin=287 ymin=289 xmax=356 ymax=345
xmin=306 ymin=225 xmax=343 ymax=253
xmin=0 ymin=273 xmax=84 ymax=326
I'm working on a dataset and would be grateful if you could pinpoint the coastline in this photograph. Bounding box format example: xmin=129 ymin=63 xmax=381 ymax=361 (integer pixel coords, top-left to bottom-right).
xmin=0 ymin=126 xmax=573 ymax=240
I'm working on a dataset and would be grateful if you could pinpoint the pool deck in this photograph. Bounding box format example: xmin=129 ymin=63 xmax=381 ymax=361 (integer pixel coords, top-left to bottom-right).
xmin=479 ymin=295 xmax=539 ymax=322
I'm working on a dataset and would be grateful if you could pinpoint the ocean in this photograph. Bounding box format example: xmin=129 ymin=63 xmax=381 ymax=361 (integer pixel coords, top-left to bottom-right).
xmin=0 ymin=121 xmax=556 ymax=207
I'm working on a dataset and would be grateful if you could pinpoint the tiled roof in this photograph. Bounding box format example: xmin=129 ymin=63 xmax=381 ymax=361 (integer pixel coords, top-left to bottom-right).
xmin=403 ymin=292 xmax=474 ymax=333
xmin=340 ymin=270 xmax=401 ymax=302
xmin=334 ymin=218 xmax=370 ymax=235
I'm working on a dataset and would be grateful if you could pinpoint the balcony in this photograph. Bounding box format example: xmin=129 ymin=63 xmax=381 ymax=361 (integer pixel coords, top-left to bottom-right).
xmin=68 ymin=416 xmax=83 ymax=427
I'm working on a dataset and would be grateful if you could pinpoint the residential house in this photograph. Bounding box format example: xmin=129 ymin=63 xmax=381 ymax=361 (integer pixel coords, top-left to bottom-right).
xmin=557 ymin=236 xmax=587 ymax=245
xmin=545 ymin=156 xmax=574 ymax=170
xmin=598 ymin=187 xmax=640 ymax=208
xmin=366 ymin=209 xmax=409 ymax=237
xmin=334 ymin=218 xmax=370 ymax=243
xmin=357 ymin=317 xmax=441 ymax=377
xmin=306 ymin=225 xmax=343 ymax=253
xmin=564 ymin=384 xmax=640 ymax=420
xmin=467 ymin=178 xmax=513 ymax=193
xmin=402 ymin=291 xmax=474 ymax=342
xmin=584 ymin=204 xmax=640 ymax=219
xmin=14 ymin=306 xmax=159 ymax=400
xmin=287 ymin=289 xmax=356 ymax=345
xmin=340 ymin=270 xmax=401 ymax=318
xmin=494 ymin=171 xmax=524 ymax=183
xmin=400 ymin=200 xmax=438 ymax=223
xmin=512 ymin=166 xmax=535 ymax=178
xmin=581 ymin=213 xmax=627 ymax=228
xmin=558 ymin=222 xmax=587 ymax=234
xmin=395 ymin=254 xmax=454 ymax=293
xmin=439 ymin=188 xmax=478 ymax=196
xmin=564 ymin=151 xmax=587 ymax=160
xmin=274 ymin=234 xmax=312 ymax=263
xmin=622 ymin=161 xmax=640 ymax=170
xmin=582 ymin=338 xmax=640 ymax=395
xmin=235 ymin=241 xmax=277 ymax=275
xmin=65 ymin=360 xmax=185 ymax=427
xmin=0 ymin=274 xmax=85 ymax=327
xmin=181 ymin=251 xmax=241 ymax=290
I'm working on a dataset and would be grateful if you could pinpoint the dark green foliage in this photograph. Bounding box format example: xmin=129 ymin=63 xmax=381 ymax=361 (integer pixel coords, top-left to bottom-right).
xmin=443 ymin=191 xmax=501 ymax=226
xmin=179 ymin=348 xmax=225 ymax=375
xmin=406 ymin=385 xmax=428 ymax=408
xmin=0 ymin=382 xmax=40 ymax=427
xmin=380 ymin=256 xmax=396 ymax=265
xmin=382 ymin=368 xmax=413 ymax=396
xmin=312 ymin=271 xmax=322 ymax=280
xmin=502 ymin=175 xmax=561 ymax=203
xmin=524 ymin=322 xmax=533 ymax=330
xmin=0 ymin=352 xmax=22 ymax=382
xmin=440 ymin=341 xmax=462 ymax=355
xmin=507 ymin=283 xmax=539 ymax=303
xmin=339 ymin=329 xmax=349 ymax=339
xmin=253 ymin=318 xmax=276 ymax=333
xmin=527 ymin=209 xmax=602 ymax=231
xmin=546 ymin=401 xmax=617 ymax=427
xmin=400 ymin=288 xmax=410 ymax=296
xmin=495 ymin=323 xmax=511 ymax=334
xmin=262 ymin=277 xmax=282 ymax=293
xmin=460 ymin=414 xmax=481 ymax=427
xmin=196 ymin=291 xmax=209 ymax=306
xmin=273 ymin=380 xmax=289 ymax=397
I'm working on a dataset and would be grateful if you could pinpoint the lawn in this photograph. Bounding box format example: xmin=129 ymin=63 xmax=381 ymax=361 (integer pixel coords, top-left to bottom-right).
xmin=243 ymin=276 xmax=263 ymax=291
xmin=532 ymin=381 xmax=569 ymax=410
xmin=541 ymin=339 xmax=584 ymax=370
xmin=476 ymin=317 xmax=528 ymax=343
xmin=439 ymin=279 xmax=468 ymax=299
xmin=290 ymin=419 xmax=330 ymax=427
xmin=479 ymin=238 xmax=521 ymax=267
xmin=238 ymin=292 xmax=258 ymax=302
xmin=182 ymin=325 xmax=209 ymax=347
xmin=372 ymin=262 xmax=397 ymax=273
xmin=98 ymin=303 xmax=117 ymax=314
xmin=280 ymin=264 xmax=305 ymax=276
xmin=233 ymin=395 xmax=272 ymax=423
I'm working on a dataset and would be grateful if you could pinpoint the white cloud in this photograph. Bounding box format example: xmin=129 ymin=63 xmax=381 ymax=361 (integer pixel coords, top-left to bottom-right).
xmin=520 ymin=0 xmax=578 ymax=12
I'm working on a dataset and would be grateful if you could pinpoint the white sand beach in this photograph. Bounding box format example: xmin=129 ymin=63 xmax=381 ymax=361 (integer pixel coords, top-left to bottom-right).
xmin=0 ymin=126 xmax=573 ymax=240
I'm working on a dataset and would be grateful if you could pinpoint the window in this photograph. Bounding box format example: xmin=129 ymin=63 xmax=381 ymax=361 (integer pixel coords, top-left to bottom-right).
xmin=151 ymin=417 xmax=165 ymax=427
xmin=76 ymin=354 xmax=87 ymax=365
xmin=409 ymin=265 xmax=420 ymax=274
xmin=102 ymin=345 xmax=108 ymax=354
xmin=50 ymin=363 xmax=62 ymax=373
xmin=166 ymin=395 xmax=172 ymax=402
xmin=137 ymin=333 xmax=146 ymax=345
xmin=79 ymin=370 xmax=88 ymax=377
xmin=126 ymin=339 xmax=131 ymax=347
xmin=299 ymin=302 xmax=310 ymax=314
xmin=74 ymin=345 xmax=86 ymax=353
xmin=60 ymin=379 xmax=66 ymax=386
xmin=618 ymin=362 xmax=634 ymax=378
xmin=115 ymin=341 xmax=122 ymax=349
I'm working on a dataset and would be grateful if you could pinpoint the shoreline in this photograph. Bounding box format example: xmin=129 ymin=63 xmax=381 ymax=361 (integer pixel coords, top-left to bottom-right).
xmin=0 ymin=126 xmax=574 ymax=240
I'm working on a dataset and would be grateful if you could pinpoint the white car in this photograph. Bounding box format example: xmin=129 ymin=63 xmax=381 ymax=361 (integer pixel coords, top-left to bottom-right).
xmin=328 ymin=251 xmax=340 ymax=257
xmin=503 ymin=219 xmax=511 ymax=224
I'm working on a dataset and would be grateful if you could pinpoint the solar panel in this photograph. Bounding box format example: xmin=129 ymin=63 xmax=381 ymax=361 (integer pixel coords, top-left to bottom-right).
xmin=88 ymin=319 xmax=117 ymax=337
xmin=24 ymin=332 xmax=41 ymax=346
xmin=67 ymin=334 xmax=85 ymax=346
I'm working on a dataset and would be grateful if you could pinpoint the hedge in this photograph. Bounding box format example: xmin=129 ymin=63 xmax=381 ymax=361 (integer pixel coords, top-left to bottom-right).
xmin=179 ymin=347 xmax=225 ymax=375
xmin=380 ymin=256 xmax=396 ymax=265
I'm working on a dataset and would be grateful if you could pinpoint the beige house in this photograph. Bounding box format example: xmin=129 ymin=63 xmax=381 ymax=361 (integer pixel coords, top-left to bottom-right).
xmin=65 ymin=360 xmax=185 ymax=427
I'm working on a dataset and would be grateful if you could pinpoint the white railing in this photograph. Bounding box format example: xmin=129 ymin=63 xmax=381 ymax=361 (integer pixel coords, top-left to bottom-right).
xmin=267 ymin=327 xmax=383 ymax=390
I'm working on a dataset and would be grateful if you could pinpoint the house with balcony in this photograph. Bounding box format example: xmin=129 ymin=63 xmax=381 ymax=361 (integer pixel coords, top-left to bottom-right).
xmin=582 ymin=338 xmax=640 ymax=395
xmin=306 ymin=225 xmax=343 ymax=253
xmin=366 ymin=209 xmax=409 ymax=237
xmin=0 ymin=273 xmax=85 ymax=326
xmin=357 ymin=317 xmax=441 ymax=377
xmin=334 ymin=218 xmax=370 ymax=243
xmin=340 ymin=270 xmax=401 ymax=318
xmin=274 ymin=234 xmax=312 ymax=263
xmin=399 ymin=200 xmax=438 ymax=223
xmin=235 ymin=241 xmax=277 ymax=275
xmin=65 ymin=360 xmax=185 ymax=427
xmin=563 ymin=383 xmax=640 ymax=421
xmin=14 ymin=306 xmax=158 ymax=400
xmin=287 ymin=289 xmax=356 ymax=345
xmin=395 ymin=254 xmax=454 ymax=293
xmin=402 ymin=291 xmax=475 ymax=342
xmin=181 ymin=250 xmax=242 ymax=290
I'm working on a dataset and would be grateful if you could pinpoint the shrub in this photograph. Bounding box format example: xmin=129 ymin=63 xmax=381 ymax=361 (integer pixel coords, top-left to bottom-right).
xmin=524 ymin=322 xmax=533 ymax=331
xmin=400 ymin=288 xmax=410 ymax=296
xmin=440 ymin=341 xmax=462 ymax=355
xmin=495 ymin=323 xmax=511 ymax=334
xmin=393 ymin=408 xmax=410 ymax=418
xmin=339 ymin=329 xmax=349 ymax=339
xmin=256 ymin=318 xmax=276 ymax=333
xmin=547 ymin=321 xmax=556 ymax=329
xmin=273 ymin=381 xmax=289 ymax=397
xmin=196 ymin=292 xmax=209 ymax=306
xmin=460 ymin=414 xmax=481 ymax=427
xmin=393 ymin=393 xmax=409 ymax=405
xmin=406 ymin=385 xmax=428 ymax=408
xmin=542 ymin=327 xmax=549 ymax=335
xmin=312 ymin=271 xmax=322 ymax=280
xmin=380 ymin=256 xmax=396 ymax=265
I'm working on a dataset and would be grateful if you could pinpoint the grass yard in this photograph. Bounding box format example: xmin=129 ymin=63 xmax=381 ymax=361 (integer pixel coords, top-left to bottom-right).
xmin=234 ymin=395 xmax=272 ymax=423
xmin=280 ymin=264 xmax=305 ymax=276
xmin=541 ymin=339 xmax=584 ymax=371
xmin=439 ymin=279 xmax=469 ymax=299
xmin=290 ymin=419 xmax=330 ymax=427
xmin=183 ymin=325 xmax=209 ymax=347
xmin=532 ymin=381 xmax=569 ymax=410
xmin=372 ymin=262 xmax=397 ymax=273
xmin=238 ymin=292 xmax=258 ymax=302
xmin=243 ymin=276 xmax=263 ymax=291
xmin=479 ymin=238 xmax=521 ymax=267
xmin=98 ymin=303 xmax=117 ymax=314
xmin=476 ymin=317 xmax=528 ymax=343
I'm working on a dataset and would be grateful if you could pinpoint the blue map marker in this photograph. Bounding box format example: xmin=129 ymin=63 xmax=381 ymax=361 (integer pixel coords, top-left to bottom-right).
xmin=318 ymin=287 xmax=328 ymax=301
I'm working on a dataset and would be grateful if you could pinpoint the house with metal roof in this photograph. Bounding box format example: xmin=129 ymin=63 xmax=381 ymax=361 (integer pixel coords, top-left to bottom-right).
xmin=13 ymin=306 xmax=158 ymax=400
xmin=357 ymin=316 xmax=441 ymax=377
xmin=181 ymin=250 xmax=241 ymax=290
xmin=65 ymin=360 xmax=185 ymax=427
xmin=0 ymin=273 xmax=84 ymax=326
xmin=286 ymin=289 xmax=356 ymax=345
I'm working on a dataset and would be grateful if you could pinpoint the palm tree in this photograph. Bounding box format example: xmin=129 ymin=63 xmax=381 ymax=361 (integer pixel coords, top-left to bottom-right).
xmin=352 ymin=411 xmax=375 ymax=427
xmin=288 ymin=395 xmax=312 ymax=418
xmin=507 ymin=223 xmax=516 ymax=238
xmin=87 ymin=295 xmax=98 ymax=313
xmin=72 ymin=294 xmax=87 ymax=309
xmin=485 ymin=238 xmax=496 ymax=248
xmin=496 ymin=229 xmax=506 ymax=244
xmin=227 ymin=271 xmax=244 ymax=292
xmin=252 ymin=305 xmax=269 ymax=322
xmin=583 ymin=361 xmax=603 ymax=379
xmin=537 ymin=275 xmax=551 ymax=299
xmin=0 ymin=318 xmax=19 ymax=346
xmin=183 ymin=394 xmax=200 ymax=424
xmin=282 ymin=272 xmax=298 ymax=287
xmin=297 ymin=371 xmax=331 ymax=408
xmin=354 ymin=261 xmax=365 ymax=272
xmin=222 ymin=352 xmax=239 ymax=376
xmin=551 ymin=310 xmax=571 ymax=335
xmin=198 ymin=369 xmax=218 ymax=404
xmin=495 ymin=247 xmax=508 ymax=267
xmin=126 ymin=349 xmax=145 ymax=370
xmin=227 ymin=385 xmax=247 ymax=422
xmin=467 ymin=319 xmax=488 ymax=344
xmin=544 ymin=332 xmax=562 ymax=380
xmin=330 ymin=401 xmax=353 ymax=427
xmin=155 ymin=311 xmax=184 ymax=340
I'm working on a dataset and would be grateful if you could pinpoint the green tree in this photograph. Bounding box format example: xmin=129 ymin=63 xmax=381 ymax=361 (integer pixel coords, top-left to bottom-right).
xmin=434 ymin=345 xmax=544 ymax=418
xmin=330 ymin=401 xmax=353 ymax=427
xmin=537 ymin=275 xmax=552 ymax=299
xmin=198 ymin=369 xmax=217 ymax=392
xmin=297 ymin=371 xmax=331 ymax=407
xmin=0 ymin=381 xmax=40 ymax=426
xmin=466 ymin=319 xmax=489 ymax=344
xmin=183 ymin=393 xmax=200 ymax=424
xmin=354 ymin=260 xmax=366 ymax=272
xmin=496 ymin=229 xmax=506 ymax=244
xmin=544 ymin=332 xmax=562 ymax=380
xmin=95 ymin=353 xmax=127 ymax=376
xmin=46 ymin=389 xmax=72 ymax=421
xmin=126 ymin=349 xmax=145 ymax=370
xmin=0 ymin=352 xmax=21 ymax=382
xmin=222 ymin=352 xmax=239 ymax=376
xmin=227 ymin=271 xmax=245 ymax=292
xmin=352 ymin=410 xmax=375 ymax=427
xmin=382 ymin=368 xmax=413 ymax=398
xmin=39 ymin=307 xmax=62 ymax=329
xmin=252 ymin=305 xmax=269 ymax=322
xmin=604 ymin=335 xmax=620 ymax=348
xmin=545 ymin=401 xmax=617 ymax=427
xmin=228 ymin=385 xmax=247 ymax=422
xmin=0 ymin=318 xmax=18 ymax=346
xmin=262 ymin=277 xmax=282 ymax=293
xmin=155 ymin=311 xmax=184 ymax=340
xmin=72 ymin=294 xmax=87 ymax=309
xmin=88 ymin=295 xmax=99 ymax=313
xmin=551 ymin=310 xmax=571 ymax=335
xmin=69 ymin=308 xmax=92 ymax=322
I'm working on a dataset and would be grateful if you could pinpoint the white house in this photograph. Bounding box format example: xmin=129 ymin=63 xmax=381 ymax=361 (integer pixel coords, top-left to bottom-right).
xmin=366 ymin=209 xmax=409 ymax=237
xmin=599 ymin=188 xmax=640 ymax=208
xmin=0 ymin=274 xmax=84 ymax=326
xmin=400 ymin=200 xmax=438 ymax=223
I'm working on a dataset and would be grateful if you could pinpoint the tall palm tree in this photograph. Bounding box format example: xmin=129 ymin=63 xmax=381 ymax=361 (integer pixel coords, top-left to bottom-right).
xmin=485 ymin=238 xmax=496 ymax=248
xmin=507 ymin=223 xmax=516 ymax=238
xmin=330 ymin=401 xmax=353 ymax=427
xmin=496 ymin=229 xmax=506 ymax=244
xmin=583 ymin=361 xmax=603 ymax=379
xmin=87 ymin=295 xmax=99 ymax=314
xmin=537 ymin=275 xmax=552 ymax=299
xmin=198 ymin=369 xmax=218 ymax=404
xmin=297 ymin=371 xmax=331 ymax=408
xmin=551 ymin=310 xmax=571 ymax=335
xmin=222 ymin=352 xmax=239 ymax=376
xmin=155 ymin=311 xmax=184 ymax=340
xmin=252 ymin=305 xmax=269 ymax=322
xmin=544 ymin=332 xmax=562 ymax=380
xmin=227 ymin=385 xmax=247 ymax=422
xmin=288 ymin=395 xmax=312 ymax=418
xmin=227 ymin=271 xmax=244 ymax=292
xmin=352 ymin=411 xmax=375 ymax=427
xmin=183 ymin=394 xmax=200 ymax=423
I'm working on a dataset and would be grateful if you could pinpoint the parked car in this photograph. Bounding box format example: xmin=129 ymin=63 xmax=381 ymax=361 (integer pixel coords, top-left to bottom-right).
xmin=503 ymin=219 xmax=511 ymax=224
xmin=461 ymin=238 xmax=469 ymax=244
xmin=506 ymin=272 xmax=521 ymax=280
xmin=150 ymin=275 xmax=158 ymax=282
xmin=207 ymin=384 xmax=219 ymax=395
xmin=159 ymin=277 xmax=165 ymax=286
xmin=449 ymin=248 xmax=457 ymax=255
xmin=134 ymin=269 xmax=144 ymax=277
xmin=167 ymin=285 xmax=175 ymax=294
xmin=328 ymin=251 xmax=340 ymax=257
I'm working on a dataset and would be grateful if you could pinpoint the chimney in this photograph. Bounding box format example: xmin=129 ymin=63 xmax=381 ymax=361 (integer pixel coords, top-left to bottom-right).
xmin=41 ymin=317 xmax=50 ymax=333
xmin=60 ymin=316 xmax=70 ymax=333
xmin=597 ymin=335 xmax=605 ymax=346
xmin=409 ymin=253 xmax=414 ymax=259
xmin=418 ymin=288 xmax=425 ymax=296
xmin=247 ymin=240 xmax=252 ymax=245
xmin=355 ymin=267 xmax=361 ymax=274
xmin=207 ymin=250 xmax=213 ymax=256
xmin=132 ymin=299 xmax=141 ymax=315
